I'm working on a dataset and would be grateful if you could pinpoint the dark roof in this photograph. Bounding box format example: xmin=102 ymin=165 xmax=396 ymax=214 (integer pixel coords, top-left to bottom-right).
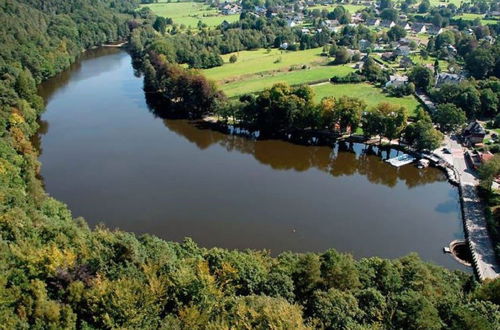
xmin=464 ymin=121 xmax=486 ymax=135
xmin=412 ymin=23 xmax=426 ymax=31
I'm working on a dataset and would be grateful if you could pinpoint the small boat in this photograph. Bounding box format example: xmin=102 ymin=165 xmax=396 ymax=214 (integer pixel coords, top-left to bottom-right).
xmin=443 ymin=247 xmax=451 ymax=253
xmin=417 ymin=159 xmax=430 ymax=169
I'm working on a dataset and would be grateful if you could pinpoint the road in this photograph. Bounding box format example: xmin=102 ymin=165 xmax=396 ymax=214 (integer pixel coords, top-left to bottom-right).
xmin=436 ymin=136 xmax=500 ymax=281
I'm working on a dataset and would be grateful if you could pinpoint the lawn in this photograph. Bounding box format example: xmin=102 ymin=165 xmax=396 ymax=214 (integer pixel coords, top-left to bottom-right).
xmin=429 ymin=0 xmax=465 ymax=6
xmin=203 ymin=48 xmax=328 ymax=82
xmin=312 ymin=83 xmax=421 ymax=116
xmin=453 ymin=13 xmax=499 ymax=25
xmin=308 ymin=4 xmax=368 ymax=13
xmin=219 ymin=65 xmax=355 ymax=97
xmin=140 ymin=1 xmax=239 ymax=28
xmin=409 ymin=54 xmax=449 ymax=69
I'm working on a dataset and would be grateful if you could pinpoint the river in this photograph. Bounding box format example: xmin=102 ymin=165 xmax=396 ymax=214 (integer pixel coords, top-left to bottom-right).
xmin=36 ymin=48 xmax=468 ymax=270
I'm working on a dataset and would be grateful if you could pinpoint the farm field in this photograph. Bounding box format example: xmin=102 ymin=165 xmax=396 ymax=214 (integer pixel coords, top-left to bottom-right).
xmin=219 ymin=65 xmax=355 ymax=97
xmin=140 ymin=1 xmax=239 ymax=27
xmin=203 ymin=48 xmax=328 ymax=82
xmin=312 ymin=83 xmax=421 ymax=116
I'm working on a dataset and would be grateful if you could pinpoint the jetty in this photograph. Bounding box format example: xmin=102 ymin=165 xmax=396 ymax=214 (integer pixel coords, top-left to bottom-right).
xmin=385 ymin=154 xmax=416 ymax=167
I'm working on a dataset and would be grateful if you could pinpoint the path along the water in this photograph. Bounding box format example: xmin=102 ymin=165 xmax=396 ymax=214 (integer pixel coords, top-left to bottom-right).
xmin=438 ymin=136 xmax=500 ymax=281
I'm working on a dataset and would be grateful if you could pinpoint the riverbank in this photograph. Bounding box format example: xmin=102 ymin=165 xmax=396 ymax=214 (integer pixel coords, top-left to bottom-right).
xmin=439 ymin=136 xmax=500 ymax=281
xmin=201 ymin=116 xmax=500 ymax=280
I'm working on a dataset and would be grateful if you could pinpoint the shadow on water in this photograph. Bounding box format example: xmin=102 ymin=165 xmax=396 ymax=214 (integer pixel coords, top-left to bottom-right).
xmin=37 ymin=48 xmax=124 ymax=104
xmin=159 ymin=117 xmax=448 ymax=189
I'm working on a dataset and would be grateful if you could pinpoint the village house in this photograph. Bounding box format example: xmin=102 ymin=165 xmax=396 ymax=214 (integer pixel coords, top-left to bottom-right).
xmin=359 ymin=39 xmax=371 ymax=51
xmin=426 ymin=24 xmax=443 ymax=35
xmin=398 ymin=22 xmax=412 ymax=30
xmin=321 ymin=19 xmax=339 ymax=31
xmin=463 ymin=120 xmax=486 ymax=146
xmin=435 ymin=72 xmax=464 ymax=87
xmin=385 ymin=75 xmax=408 ymax=88
xmin=366 ymin=18 xmax=380 ymax=26
xmin=220 ymin=3 xmax=241 ymax=15
xmin=380 ymin=20 xmax=396 ymax=28
xmin=399 ymin=56 xmax=413 ymax=68
xmin=381 ymin=52 xmax=396 ymax=61
xmin=411 ymin=23 xmax=426 ymax=34
xmin=352 ymin=13 xmax=365 ymax=24
xmin=395 ymin=45 xmax=410 ymax=56
xmin=466 ymin=150 xmax=493 ymax=169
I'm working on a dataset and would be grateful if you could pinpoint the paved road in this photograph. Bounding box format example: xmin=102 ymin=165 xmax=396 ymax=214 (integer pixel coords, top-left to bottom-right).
xmin=438 ymin=136 xmax=500 ymax=280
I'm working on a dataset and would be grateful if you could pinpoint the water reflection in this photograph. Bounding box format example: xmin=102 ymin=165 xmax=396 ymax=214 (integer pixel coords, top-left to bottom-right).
xmin=162 ymin=119 xmax=447 ymax=189
xmin=38 ymin=48 xmax=124 ymax=104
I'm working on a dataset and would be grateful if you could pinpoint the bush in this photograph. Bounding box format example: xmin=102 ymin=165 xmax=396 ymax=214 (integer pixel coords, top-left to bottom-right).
xmin=331 ymin=73 xmax=366 ymax=83
xmin=229 ymin=54 xmax=237 ymax=63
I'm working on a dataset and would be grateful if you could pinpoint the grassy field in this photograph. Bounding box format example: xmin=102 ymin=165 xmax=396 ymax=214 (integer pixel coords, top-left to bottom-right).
xmin=429 ymin=0 xmax=465 ymax=6
xmin=203 ymin=48 xmax=328 ymax=82
xmin=453 ymin=13 xmax=499 ymax=25
xmin=312 ymin=83 xmax=421 ymax=116
xmin=140 ymin=1 xmax=239 ymax=27
xmin=220 ymin=65 xmax=355 ymax=97
xmin=308 ymin=4 xmax=367 ymax=13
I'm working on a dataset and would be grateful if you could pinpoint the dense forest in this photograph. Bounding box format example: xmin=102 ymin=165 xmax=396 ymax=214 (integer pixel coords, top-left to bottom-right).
xmin=0 ymin=0 xmax=500 ymax=328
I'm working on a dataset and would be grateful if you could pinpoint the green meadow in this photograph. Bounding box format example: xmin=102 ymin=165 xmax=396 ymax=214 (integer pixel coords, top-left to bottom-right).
xmin=203 ymin=48 xmax=328 ymax=82
xmin=308 ymin=4 xmax=368 ymax=13
xmin=453 ymin=13 xmax=498 ymax=25
xmin=312 ymin=83 xmax=421 ymax=116
xmin=220 ymin=65 xmax=354 ymax=97
xmin=140 ymin=1 xmax=239 ymax=27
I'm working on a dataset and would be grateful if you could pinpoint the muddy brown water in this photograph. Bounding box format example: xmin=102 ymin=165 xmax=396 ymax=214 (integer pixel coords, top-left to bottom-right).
xmin=36 ymin=48 xmax=469 ymax=270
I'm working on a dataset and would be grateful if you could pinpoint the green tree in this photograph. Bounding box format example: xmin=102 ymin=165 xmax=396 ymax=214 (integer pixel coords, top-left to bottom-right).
xmin=478 ymin=154 xmax=500 ymax=192
xmin=433 ymin=103 xmax=466 ymax=133
xmin=333 ymin=96 xmax=366 ymax=134
xmin=465 ymin=48 xmax=495 ymax=79
xmin=404 ymin=118 xmax=443 ymax=151
xmin=153 ymin=17 xmax=167 ymax=34
xmin=381 ymin=8 xmax=398 ymax=22
xmin=320 ymin=249 xmax=360 ymax=290
xmin=310 ymin=289 xmax=363 ymax=328
xmin=334 ymin=47 xmax=351 ymax=64
xmin=387 ymin=25 xmax=407 ymax=41
xmin=409 ymin=65 xmax=435 ymax=92
xmin=480 ymin=88 xmax=499 ymax=117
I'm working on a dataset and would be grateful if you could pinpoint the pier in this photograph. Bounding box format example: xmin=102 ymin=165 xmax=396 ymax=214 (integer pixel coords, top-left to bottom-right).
xmin=385 ymin=154 xmax=416 ymax=167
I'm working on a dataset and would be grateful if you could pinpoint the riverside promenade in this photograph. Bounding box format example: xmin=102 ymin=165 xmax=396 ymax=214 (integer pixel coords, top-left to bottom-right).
xmin=437 ymin=136 xmax=500 ymax=281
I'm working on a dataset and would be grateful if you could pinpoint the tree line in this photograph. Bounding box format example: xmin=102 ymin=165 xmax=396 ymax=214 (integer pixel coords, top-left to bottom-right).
xmin=141 ymin=48 xmax=443 ymax=151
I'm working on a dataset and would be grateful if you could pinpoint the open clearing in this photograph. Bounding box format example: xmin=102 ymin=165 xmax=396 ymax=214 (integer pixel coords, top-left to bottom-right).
xmin=308 ymin=4 xmax=367 ymax=13
xmin=453 ymin=13 xmax=498 ymax=25
xmin=140 ymin=1 xmax=239 ymax=27
xmin=312 ymin=83 xmax=421 ymax=116
xmin=203 ymin=48 xmax=328 ymax=82
xmin=219 ymin=65 xmax=354 ymax=97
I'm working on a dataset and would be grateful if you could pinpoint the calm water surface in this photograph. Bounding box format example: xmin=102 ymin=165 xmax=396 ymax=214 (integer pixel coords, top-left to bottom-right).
xmin=37 ymin=48 xmax=468 ymax=270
